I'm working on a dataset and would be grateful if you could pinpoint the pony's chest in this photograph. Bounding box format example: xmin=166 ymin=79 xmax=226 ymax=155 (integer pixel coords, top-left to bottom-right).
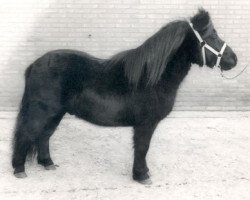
xmin=130 ymin=90 xmax=176 ymax=123
xmin=152 ymin=89 xmax=177 ymax=119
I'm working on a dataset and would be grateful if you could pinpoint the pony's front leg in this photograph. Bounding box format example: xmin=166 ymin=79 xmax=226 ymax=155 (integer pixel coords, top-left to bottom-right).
xmin=133 ymin=123 xmax=158 ymax=184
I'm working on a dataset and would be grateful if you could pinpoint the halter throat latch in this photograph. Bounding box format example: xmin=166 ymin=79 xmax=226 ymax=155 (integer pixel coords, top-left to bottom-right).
xmin=189 ymin=22 xmax=227 ymax=68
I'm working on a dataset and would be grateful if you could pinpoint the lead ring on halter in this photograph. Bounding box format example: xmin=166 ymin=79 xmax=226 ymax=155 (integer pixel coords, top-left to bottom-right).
xmin=189 ymin=22 xmax=227 ymax=68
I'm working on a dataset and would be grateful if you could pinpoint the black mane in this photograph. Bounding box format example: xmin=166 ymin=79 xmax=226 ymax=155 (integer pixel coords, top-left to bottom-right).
xmin=106 ymin=8 xmax=212 ymax=87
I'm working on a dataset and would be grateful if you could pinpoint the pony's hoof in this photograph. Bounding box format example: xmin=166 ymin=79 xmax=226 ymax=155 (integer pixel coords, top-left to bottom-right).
xmin=133 ymin=171 xmax=151 ymax=185
xmin=14 ymin=172 xmax=27 ymax=178
xmin=45 ymin=164 xmax=57 ymax=170
xmin=137 ymin=178 xmax=152 ymax=185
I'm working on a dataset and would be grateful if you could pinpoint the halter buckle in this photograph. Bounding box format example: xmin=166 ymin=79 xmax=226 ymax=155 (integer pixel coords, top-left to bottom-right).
xmin=200 ymin=41 xmax=206 ymax=47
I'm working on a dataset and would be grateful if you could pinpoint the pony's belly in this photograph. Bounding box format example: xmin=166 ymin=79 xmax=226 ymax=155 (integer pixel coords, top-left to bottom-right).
xmin=79 ymin=105 xmax=122 ymax=126
xmin=68 ymin=90 xmax=128 ymax=126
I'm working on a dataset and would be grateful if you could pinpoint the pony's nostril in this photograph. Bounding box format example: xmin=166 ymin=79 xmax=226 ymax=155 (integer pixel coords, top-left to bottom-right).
xmin=234 ymin=55 xmax=238 ymax=64
xmin=232 ymin=54 xmax=237 ymax=64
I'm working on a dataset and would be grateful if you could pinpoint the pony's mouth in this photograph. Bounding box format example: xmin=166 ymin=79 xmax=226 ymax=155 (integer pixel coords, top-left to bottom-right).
xmin=220 ymin=65 xmax=234 ymax=71
xmin=220 ymin=56 xmax=237 ymax=71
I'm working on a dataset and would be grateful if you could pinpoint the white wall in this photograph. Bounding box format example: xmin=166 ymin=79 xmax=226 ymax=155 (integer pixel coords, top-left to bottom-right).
xmin=0 ymin=0 xmax=250 ymax=111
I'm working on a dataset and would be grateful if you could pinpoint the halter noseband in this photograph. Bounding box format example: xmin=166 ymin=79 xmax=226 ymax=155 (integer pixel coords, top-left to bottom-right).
xmin=189 ymin=22 xmax=227 ymax=68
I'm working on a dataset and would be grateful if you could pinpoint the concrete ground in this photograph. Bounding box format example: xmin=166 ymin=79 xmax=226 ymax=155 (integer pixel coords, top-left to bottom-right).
xmin=0 ymin=111 xmax=250 ymax=200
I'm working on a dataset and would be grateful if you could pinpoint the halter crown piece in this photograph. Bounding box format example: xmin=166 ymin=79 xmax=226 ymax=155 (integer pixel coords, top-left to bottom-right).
xmin=189 ymin=22 xmax=227 ymax=68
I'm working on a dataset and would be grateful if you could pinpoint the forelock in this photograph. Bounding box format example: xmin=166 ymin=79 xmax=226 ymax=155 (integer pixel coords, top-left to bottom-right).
xmin=191 ymin=8 xmax=212 ymax=33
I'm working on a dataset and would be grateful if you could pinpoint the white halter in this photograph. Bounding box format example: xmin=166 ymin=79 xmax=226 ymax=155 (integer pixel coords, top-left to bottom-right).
xmin=189 ymin=22 xmax=227 ymax=68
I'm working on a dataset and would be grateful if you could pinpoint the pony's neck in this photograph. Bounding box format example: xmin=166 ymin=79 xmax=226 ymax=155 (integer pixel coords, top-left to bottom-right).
xmin=159 ymin=35 xmax=194 ymax=91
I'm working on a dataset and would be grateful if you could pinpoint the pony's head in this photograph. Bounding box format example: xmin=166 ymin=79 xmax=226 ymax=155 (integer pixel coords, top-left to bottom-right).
xmin=190 ymin=9 xmax=237 ymax=71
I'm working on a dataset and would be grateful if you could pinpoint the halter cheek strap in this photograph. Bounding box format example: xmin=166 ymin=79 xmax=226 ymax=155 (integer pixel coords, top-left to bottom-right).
xmin=189 ymin=22 xmax=227 ymax=68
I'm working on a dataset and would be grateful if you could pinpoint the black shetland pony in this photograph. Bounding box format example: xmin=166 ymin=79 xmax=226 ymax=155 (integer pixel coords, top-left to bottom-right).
xmin=12 ymin=9 xmax=237 ymax=184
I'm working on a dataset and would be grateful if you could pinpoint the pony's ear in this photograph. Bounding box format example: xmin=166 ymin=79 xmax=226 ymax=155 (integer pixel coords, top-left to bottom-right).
xmin=191 ymin=8 xmax=211 ymax=32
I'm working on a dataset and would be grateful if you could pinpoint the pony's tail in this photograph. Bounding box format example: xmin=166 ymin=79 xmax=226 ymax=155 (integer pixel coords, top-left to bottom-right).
xmin=12 ymin=64 xmax=37 ymax=166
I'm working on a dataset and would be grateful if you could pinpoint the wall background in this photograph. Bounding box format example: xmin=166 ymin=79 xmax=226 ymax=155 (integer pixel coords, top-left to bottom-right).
xmin=0 ymin=0 xmax=250 ymax=111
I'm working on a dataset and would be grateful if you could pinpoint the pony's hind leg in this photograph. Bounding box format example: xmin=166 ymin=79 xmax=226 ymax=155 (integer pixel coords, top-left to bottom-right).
xmin=37 ymin=113 xmax=64 ymax=170
xmin=12 ymin=105 xmax=44 ymax=178
xmin=12 ymin=101 xmax=63 ymax=178
xmin=12 ymin=127 xmax=34 ymax=178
